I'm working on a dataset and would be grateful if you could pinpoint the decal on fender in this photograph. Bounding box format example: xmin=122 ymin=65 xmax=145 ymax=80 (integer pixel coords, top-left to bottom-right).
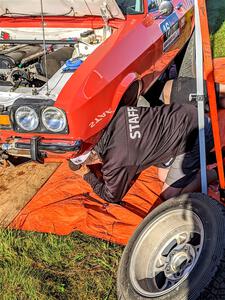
xmin=160 ymin=12 xmax=180 ymax=52
xmin=89 ymin=109 xmax=114 ymax=128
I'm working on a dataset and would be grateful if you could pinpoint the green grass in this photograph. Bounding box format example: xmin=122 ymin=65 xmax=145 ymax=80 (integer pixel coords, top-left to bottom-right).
xmin=212 ymin=22 xmax=225 ymax=58
xmin=0 ymin=229 xmax=123 ymax=300
xmin=207 ymin=1 xmax=225 ymax=57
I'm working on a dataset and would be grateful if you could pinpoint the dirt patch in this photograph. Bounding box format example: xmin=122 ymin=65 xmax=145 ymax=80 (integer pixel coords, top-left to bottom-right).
xmin=0 ymin=162 xmax=59 ymax=227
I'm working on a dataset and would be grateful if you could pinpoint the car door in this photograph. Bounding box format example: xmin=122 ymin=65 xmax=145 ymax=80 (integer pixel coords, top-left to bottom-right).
xmin=147 ymin=0 xmax=194 ymax=82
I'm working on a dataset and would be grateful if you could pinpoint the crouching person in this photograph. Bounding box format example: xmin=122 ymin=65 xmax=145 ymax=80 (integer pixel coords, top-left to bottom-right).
xmin=71 ymin=104 xmax=217 ymax=203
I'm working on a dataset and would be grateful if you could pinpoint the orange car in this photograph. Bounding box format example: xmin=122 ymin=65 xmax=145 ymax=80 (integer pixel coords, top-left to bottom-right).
xmin=0 ymin=0 xmax=194 ymax=163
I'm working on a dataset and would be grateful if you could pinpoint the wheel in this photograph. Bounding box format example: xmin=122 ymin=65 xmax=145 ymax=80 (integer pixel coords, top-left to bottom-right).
xmin=117 ymin=193 xmax=225 ymax=300
xmin=178 ymin=31 xmax=196 ymax=78
xmin=120 ymin=81 xmax=140 ymax=107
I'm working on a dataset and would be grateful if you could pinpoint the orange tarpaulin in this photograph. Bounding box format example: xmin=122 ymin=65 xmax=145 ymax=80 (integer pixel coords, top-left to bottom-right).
xmin=10 ymin=164 xmax=162 ymax=245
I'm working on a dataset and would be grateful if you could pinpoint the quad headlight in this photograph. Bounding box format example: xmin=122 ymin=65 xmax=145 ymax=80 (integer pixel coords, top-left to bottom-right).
xmin=13 ymin=105 xmax=67 ymax=133
xmin=42 ymin=107 xmax=67 ymax=133
xmin=15 ymin=106 xmax=39 ymax=131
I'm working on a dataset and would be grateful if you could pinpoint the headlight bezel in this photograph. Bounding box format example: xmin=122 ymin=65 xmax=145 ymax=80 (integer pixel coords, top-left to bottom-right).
xmin=11 ymin=99 xmax=68 ymax=134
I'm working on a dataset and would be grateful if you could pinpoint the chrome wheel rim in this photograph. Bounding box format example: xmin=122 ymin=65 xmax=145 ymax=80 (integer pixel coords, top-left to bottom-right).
xmin=129 ymin=209 xmax=204 ymax=297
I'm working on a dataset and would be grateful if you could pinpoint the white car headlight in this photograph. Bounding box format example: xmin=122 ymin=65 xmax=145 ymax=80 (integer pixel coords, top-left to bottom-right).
xmin=42 ymin=107 xmax=67 ymax=133
xmin=15 ymin=106 xmax=39 ymax=131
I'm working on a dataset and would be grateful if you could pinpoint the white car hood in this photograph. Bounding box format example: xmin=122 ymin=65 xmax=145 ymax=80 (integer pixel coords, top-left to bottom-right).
xmin=0 ymin=0 xmax=124 ymax=19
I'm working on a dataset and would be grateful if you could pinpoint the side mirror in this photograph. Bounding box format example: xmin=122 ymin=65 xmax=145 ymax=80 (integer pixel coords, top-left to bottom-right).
xmin=159 ymin=1 xmax=173 ymax=16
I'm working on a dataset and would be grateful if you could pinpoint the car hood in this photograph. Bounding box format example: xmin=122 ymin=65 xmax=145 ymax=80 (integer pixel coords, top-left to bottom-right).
xmin=0 ymin=0 xmax=124 ymax=20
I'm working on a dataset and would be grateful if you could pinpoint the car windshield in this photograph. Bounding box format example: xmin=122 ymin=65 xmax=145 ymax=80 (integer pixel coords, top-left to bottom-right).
xmin=207 ymin=1 xmax=225 ymax=58
xmin=116 ymin=0 xmax=144 ymax=15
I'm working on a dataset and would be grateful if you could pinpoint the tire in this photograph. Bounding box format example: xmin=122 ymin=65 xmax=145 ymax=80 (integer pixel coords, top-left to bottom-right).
xmin=117 ymin=193 xmax=225 ymax=300
xmin=178 ymin=31 xmax=196 ymax=78
xmin=120 ymin=81 xmax=140 ymax=107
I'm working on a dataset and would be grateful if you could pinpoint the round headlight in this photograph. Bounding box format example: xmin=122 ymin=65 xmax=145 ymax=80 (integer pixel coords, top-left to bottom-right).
xmin=15 ymin=106 xmax=39 ymax=131
xmin=42 ymin=107 xmax=66 ymax=133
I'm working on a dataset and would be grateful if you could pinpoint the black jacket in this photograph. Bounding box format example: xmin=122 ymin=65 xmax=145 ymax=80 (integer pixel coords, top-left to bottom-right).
xmin=84 ymin=103 xmax=199 ymax=203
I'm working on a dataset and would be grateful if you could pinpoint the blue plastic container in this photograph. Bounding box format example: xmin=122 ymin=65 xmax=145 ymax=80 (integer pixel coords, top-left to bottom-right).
xmin=63 ymin=58 xmax=83 ymax=72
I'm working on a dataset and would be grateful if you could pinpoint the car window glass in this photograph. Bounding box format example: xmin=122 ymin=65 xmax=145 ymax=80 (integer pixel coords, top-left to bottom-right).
xmin=116 ymin=0 xmax=144 ymax=15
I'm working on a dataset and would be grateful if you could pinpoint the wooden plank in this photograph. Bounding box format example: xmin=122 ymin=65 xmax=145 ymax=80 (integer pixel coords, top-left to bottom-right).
xmin=0 ymin=162 xmax=59 ymax=227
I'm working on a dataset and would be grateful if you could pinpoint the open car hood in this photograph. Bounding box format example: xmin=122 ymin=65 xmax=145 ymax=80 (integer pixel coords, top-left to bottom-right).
xmin=0 ymin=0 xmax=124 ymax=20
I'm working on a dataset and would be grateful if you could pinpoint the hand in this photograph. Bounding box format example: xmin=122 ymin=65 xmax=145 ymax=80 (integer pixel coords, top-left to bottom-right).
xmin=75 ymin=164 xmax=90 ymax=177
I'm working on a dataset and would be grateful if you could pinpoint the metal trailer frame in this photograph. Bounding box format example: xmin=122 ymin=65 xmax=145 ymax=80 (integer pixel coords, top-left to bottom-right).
xmin=196 ymin=0 xmax=225 ymax=198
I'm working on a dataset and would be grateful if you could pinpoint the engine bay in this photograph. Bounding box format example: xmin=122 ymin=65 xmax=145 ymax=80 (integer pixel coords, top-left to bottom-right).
xmin=0 ymin=27 xmax=109 ymax=103
xmin=0 ymin=43 xmax=67 ymax=88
